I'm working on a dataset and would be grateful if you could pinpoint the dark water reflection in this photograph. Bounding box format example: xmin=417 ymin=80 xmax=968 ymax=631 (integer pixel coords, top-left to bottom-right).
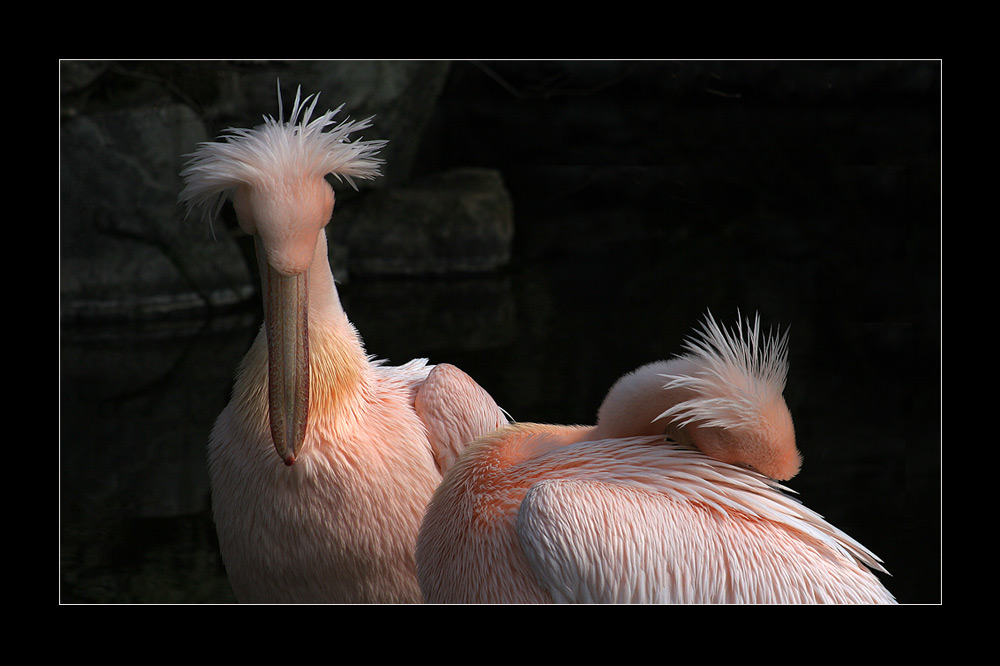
xmin=60 ymin=228 xmax=940 ymax=604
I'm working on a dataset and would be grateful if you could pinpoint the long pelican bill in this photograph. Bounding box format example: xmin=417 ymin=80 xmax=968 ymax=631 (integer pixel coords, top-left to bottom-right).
xmin=257 ymin=238 xmax=310 ymax=466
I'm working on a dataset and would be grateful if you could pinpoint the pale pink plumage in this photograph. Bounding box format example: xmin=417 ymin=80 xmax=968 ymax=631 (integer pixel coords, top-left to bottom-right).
xmin=179 ymin=83 xmax=507 ymax=603
xmin=416 ymin=313 xmax=895 ymax=603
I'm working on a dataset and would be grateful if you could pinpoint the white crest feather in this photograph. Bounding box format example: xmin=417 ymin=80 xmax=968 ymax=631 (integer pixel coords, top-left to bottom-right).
xmin=178 ymin=81 xmax=387 ymax=225
xmin=657 ymin=311 xmax=789 ymax=431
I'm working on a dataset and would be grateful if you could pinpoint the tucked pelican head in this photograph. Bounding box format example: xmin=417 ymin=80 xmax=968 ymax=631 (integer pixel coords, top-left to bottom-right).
xmin=658 ymin=311 xmax=799 ymax=480
xmin=178 ymin=82 xmax=386 ymax=465
xmin=594 ymin=312 xmax=800 ymax=481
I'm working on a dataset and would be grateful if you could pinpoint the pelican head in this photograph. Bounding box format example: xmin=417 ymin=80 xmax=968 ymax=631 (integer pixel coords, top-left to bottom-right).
xmin=595 ymin=312 xmax=801 ymax=481
xmin=658 ymin=311 xmax=800 ymax=480
xmin=179 ymin=82 xmax=386 ymax=465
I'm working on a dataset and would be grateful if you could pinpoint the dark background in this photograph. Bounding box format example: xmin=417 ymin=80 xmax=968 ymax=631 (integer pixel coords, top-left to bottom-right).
xmin=60 ymin=60 xmax=940 ymax=604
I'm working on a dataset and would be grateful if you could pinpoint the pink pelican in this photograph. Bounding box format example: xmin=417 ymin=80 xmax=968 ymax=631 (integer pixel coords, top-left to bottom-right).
xmin=179 ymin=83 xmax=507 ymax=603
xmin=416 ymin=313 xmax=895 ymax=603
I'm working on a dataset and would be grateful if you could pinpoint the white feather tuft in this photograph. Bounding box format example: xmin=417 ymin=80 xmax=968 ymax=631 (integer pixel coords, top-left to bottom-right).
xmin=178 ymin=81 xmax=387 ymax=226
xmin=657 ymin=310 xmax=789 ymax=431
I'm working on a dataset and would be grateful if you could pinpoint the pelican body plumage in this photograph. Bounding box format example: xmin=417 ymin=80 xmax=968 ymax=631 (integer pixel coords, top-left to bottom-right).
xmin=179 ymin=83 xmax=506 ymax=603
xmin=416 ymin=313 xmax=896 ymax=604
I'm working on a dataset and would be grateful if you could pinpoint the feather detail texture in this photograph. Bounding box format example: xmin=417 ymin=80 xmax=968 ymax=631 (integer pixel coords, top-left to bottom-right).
xmin=178 ymin=82 xmax=387 ymax=225
xmin=657 ymin=310 xmax=789 ymax=432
